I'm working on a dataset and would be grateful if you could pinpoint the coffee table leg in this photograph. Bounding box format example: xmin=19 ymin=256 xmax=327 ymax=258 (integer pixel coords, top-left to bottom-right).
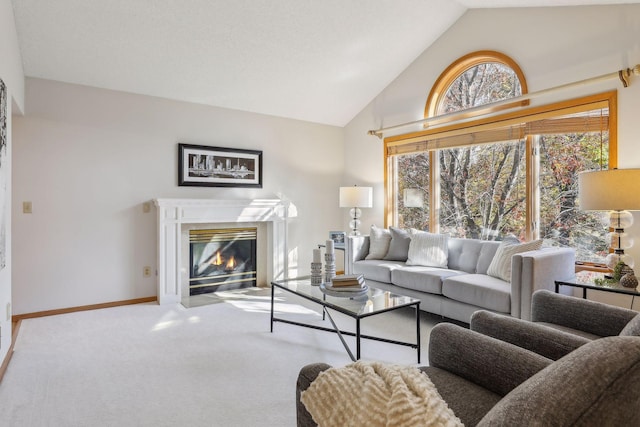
xmin=323 ymin=307 xmax=356 ymax=361
xmin=356 ymin=318 xmax=361 ymax=360
xmin=270 ymin=284 xmax=275 ymax=332
xmin=416 ymin=303 xmax=421 ymax=363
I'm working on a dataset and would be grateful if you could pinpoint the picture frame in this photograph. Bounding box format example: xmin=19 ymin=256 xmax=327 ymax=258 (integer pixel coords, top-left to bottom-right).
xmin=329 ymin=231 xmax=346 ymax=246
xmin=178 ymin=143 xmax=263 ymax=188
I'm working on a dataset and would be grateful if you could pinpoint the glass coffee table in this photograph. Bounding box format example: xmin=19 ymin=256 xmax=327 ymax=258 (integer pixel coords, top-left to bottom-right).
xmin=270 ymin=276 xmax=421 ymax=362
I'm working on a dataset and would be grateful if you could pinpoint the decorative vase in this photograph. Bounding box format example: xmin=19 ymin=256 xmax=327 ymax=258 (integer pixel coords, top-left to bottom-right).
xmin=620 ymin=272 xmax=639 ymax=289
xmin=621 ymin=264 xmax=634 ymax=276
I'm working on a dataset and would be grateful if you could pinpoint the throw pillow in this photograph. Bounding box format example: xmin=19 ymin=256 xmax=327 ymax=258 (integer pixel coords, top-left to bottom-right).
xmin=365 ymin=225 xmax=392 ymax=260
xmin=383 ymin=227 xmax=411 ymax=261
xmin=406 ymin=230 xmax=449 ymax=268
xmin=487 ymin=239 xmax=543 ymax=282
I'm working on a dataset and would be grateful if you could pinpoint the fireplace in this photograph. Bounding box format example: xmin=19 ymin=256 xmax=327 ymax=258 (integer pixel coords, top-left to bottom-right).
xmin=189 ymin=227 xmax=257 ymax=294
xmin=154 ymin=198 xmax=289 ymax=305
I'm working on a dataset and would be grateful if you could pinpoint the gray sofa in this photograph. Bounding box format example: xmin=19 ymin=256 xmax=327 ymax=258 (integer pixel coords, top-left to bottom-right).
xmin=346 ymin=234 xmax=575 ymax=322
xmin=296 ymin=321 xmax=640 ymax=426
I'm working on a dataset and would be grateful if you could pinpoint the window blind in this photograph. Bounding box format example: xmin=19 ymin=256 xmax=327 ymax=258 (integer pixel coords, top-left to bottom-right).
xmin=385 ymin=93 xmax=614 ymax=156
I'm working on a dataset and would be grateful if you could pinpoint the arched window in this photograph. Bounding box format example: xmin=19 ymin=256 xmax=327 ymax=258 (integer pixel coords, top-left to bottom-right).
xmin=387 ymin=51 xmax=614 ymax=264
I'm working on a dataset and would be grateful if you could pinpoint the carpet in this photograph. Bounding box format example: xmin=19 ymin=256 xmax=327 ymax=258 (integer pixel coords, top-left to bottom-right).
xmin=0 ymin=287 xmax=447 ymax=426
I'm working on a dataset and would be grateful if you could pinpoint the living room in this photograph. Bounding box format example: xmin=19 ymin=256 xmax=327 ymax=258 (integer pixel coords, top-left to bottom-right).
xmin=1 ymin=1 xmax=640 ymax=425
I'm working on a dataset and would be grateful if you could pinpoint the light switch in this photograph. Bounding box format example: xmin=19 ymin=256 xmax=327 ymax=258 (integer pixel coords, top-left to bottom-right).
xmin=23 ymin=201 xmax=33 ymax=214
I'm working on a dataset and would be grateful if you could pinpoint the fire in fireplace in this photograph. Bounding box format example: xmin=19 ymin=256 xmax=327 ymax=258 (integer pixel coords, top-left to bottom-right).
xmin=189 ymin=227 xmax=257 ymax=295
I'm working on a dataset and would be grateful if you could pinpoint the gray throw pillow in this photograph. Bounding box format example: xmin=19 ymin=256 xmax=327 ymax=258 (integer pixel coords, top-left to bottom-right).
xmin=365 ymin=225 xmax=392 ymax=260
xmin=620 ymin=314 xmax=640 ymax=337
xmin=383 ymin=227 xmax=411 ymax=261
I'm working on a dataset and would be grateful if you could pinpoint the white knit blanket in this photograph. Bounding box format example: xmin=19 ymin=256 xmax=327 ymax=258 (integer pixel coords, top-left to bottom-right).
xmin=300 ymin=361 xmax=463 ymax=427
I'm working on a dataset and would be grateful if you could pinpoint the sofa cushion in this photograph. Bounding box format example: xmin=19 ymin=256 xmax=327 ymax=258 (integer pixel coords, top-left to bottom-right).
xmin=383 ymin=227 xmax=411 ymax=261
xmin=352 ymin=260 xmax=405 ymax=283
xmin=487 ymin=239 xmax=542 ymax=282
xmin=365 ymin=225 xmax=391 ymax=260
xmin=448 ymin=238 xmax=484 ymax=274
xmin=620 ymin=314 xmax=640 ymax=336
xmin=443 ymin=274 xmax=511 ymax=313
xmin=406 ymin=230 xmax=449 ymax=267
xmin=391 ymin=266 xmax=464 ymax=294
xmin=475 ymin=242 xmax=501 ymax=274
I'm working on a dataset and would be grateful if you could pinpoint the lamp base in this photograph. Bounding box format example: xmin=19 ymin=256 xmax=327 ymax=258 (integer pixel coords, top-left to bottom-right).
xmin=349 ymin=208 xmax=362 ymax=236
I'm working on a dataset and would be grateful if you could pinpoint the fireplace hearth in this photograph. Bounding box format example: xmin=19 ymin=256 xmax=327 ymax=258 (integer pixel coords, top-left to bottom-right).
xmin=189 ymin=228 xmax=257 ymax=294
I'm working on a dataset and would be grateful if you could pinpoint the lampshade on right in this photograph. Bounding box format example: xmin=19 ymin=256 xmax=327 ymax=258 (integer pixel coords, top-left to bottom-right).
xmin=578 ymin=169 xmax=640 ymax=269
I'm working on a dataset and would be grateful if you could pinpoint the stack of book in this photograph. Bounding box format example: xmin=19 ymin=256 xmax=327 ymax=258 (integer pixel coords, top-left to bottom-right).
xmin=330 ymin=274 xmax=366 ymax=289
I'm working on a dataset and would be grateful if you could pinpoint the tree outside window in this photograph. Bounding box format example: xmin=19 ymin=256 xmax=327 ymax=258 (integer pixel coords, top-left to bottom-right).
xmin=391 ymin=52 xmax=610 ymax=264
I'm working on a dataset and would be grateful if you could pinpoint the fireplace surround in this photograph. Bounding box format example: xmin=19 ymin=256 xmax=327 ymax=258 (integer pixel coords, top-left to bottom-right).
xmin=154 ymin=198 xmax=290 ymax=304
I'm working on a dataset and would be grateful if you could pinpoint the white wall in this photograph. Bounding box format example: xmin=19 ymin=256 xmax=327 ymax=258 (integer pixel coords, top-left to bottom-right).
xmin=344 ymin=5 xmax=640 ymax=308
xmin=12 ymin=79 xmax=344 ymax=314
xmin=0 ymin=0 xmax=24 ymax=362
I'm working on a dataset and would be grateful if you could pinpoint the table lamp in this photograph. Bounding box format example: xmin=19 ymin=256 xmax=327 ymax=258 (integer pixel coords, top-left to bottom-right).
xmin=339 ymin=186 xmax=373 ymax=236
xmin=578 ymin=168 xmax=640 ymax=269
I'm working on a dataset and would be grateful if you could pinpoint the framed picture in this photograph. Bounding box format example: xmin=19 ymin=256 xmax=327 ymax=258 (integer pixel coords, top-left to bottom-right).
xmin=178 ymin=143 xmax=263 ymax=188
xmin=329 ymin=231 xmax=346 ymax=246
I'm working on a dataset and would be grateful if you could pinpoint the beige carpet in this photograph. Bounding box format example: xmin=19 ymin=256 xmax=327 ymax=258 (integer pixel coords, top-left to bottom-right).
xmin=0 ymin=287 xmax=448 ymax=426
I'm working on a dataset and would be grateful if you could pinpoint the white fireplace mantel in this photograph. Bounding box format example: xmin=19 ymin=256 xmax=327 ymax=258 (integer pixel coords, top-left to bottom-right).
xmin=153 ymin=198 xmax=290 ymax=304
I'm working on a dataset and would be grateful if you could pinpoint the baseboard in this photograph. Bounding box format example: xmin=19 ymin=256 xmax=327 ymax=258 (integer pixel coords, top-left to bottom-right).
xmin=11 ymin=296 xmax=157 ymax=322
xmin=0 ymin=319 xmax=21 ymax=383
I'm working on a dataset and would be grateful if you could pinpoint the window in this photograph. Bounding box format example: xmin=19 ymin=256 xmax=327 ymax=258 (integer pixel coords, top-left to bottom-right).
xmin=386 ymin=51 xmax=615 ymax=264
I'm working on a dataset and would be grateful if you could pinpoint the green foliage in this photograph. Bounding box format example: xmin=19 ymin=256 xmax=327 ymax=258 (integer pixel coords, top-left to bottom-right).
xmin=613 ymin=261 xmax=627 ymax=281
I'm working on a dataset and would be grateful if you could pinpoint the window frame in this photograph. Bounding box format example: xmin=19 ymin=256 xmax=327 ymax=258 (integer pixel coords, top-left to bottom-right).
xmin=384 ymin=51 xmax=617 ymax=246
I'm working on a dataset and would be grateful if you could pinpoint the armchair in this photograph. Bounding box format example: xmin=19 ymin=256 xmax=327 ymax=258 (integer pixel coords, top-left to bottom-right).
xmin=471 ymin=289 xmax=640 ymax=360
xmin=296 ymin=322 xmax=640 ymax=426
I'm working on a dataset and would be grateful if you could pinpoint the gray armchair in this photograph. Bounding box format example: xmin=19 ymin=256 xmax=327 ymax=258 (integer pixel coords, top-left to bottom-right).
xmin=471 ymin=289 xmax=640 ymax=360
xmin=296 ymin=322 xmax=640 ymax=426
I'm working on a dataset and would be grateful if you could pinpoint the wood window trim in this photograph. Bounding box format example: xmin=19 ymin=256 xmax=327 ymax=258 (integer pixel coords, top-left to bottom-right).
xmin=384 ymin=50 xmax=617 ymax=234
xmin=385 ymin=90 xmax=617 ymax=231
xmin=424 ymin=50 xmax=529 ymax=121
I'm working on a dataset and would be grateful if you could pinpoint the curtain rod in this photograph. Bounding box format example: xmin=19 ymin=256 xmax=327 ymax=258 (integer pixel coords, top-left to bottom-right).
xmin=368 ymin=64 xmax=640 ymax=139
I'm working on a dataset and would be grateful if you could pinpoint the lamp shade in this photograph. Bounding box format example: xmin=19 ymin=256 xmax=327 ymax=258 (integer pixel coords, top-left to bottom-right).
xmin=578 ymin=169 xmax=640 ymax=211
xmin=339 ymin=186 xmax=373 ymax=208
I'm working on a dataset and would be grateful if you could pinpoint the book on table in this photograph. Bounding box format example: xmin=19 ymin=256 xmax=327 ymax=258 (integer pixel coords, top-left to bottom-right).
xmin=331 ymin=274 xmax=365 ymax=288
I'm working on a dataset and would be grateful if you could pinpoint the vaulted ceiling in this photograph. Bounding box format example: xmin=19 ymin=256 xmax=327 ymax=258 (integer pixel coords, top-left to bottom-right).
xmin=10 ymin=0 xmax=640 ymax=126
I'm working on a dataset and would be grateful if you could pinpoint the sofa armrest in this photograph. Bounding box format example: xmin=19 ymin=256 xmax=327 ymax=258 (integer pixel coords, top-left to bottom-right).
xmin=470 ymin=310 xmax=590 ymax=360
xmin=428 ymin=323 xmax=551 ymax=396
xmin=532 ymin=289 xmax=638 ymax=337
xmin=345 ymin=235 xmax=369 ymax=275
xmin=510 ymin=247 xmax=575 ymax=320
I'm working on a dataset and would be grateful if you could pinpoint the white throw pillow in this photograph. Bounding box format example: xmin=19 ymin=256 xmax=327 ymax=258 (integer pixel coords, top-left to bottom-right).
xmin=406 ymin=230 xmax=449 ymax=268
xmin=487 ymin=239 xmax=543 ymax=282
xmin=365 ymin=225 xmax=392 ymax=260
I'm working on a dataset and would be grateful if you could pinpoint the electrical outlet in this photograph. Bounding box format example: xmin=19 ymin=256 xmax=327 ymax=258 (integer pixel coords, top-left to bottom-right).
xmin=143 ymin=202 xmax=151 ymax=213
xmin=143 ymin=266 xmax=152 ymax=277
xmin=23 ymin=201 xmax=33 ymax=214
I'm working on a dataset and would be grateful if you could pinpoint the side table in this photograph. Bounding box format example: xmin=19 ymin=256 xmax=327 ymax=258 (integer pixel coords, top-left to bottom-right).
xmin=555 ymin=272 xmax=640 ymax=310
